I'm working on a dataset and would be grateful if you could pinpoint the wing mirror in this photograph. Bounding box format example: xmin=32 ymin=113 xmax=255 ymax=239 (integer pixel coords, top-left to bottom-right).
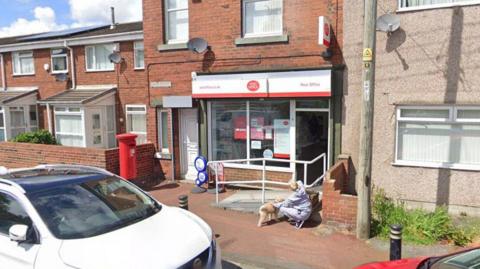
xmin=9 ymin=224 xmax=29 ymax=242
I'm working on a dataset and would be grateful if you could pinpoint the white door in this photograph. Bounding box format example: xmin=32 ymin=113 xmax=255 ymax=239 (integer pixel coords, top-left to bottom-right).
xmin=0 ymin=193 xmax=39 ymax=269
xmin=180 ymin=109 xmax=199 ymax=181
xmin=88 ymin=108 xmax=104 ymax=148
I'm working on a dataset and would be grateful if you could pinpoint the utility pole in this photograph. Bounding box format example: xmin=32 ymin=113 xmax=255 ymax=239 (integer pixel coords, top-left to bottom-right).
xmin=356 ymin=0 xmax=377 ymax=240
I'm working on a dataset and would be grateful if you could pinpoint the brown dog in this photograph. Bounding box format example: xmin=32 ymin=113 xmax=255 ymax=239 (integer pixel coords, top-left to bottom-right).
xmin=257 ymin=202 xmax=279 ymax=227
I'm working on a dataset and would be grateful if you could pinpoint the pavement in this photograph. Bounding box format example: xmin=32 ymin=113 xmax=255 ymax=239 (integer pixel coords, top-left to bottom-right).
xmin=148 ymin=181 xmax=389 ymax=269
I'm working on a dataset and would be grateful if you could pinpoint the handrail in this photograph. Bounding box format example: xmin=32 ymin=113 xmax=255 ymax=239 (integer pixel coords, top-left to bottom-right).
xmin=208 ymin=153 xmax=327 ymax=204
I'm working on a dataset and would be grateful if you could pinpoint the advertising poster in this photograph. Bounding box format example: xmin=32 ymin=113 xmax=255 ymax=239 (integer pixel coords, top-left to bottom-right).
xmin=273 ymin=119 xmax=290 ymax=159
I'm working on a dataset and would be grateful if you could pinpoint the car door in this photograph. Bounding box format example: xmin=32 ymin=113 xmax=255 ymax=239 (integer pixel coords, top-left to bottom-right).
xmin=0 ymin=192 xmax=40 ymax=269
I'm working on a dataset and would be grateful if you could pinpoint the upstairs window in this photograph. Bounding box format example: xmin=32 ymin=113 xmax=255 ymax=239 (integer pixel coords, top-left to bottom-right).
xmin=85 ymin=44 xmax=116 ymax=72
xmin=243 ymin=0 xmax=283 ymax=37
xmin=51 ymin=48 xmax=68 ymax=74
xmin=399 ymin=0 xmax=479 ymax=9
xmin=164 ymin=0 xmax=189 ymax=44
xmin=134 ymin=41 xmax=145 ymax=69
xmin=12 ymin=51 xmax=35 ymax=75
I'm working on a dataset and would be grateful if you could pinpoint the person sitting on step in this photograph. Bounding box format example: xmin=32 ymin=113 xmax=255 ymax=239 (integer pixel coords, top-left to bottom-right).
xmin=274 ymin=180 xmax=312 ymax=229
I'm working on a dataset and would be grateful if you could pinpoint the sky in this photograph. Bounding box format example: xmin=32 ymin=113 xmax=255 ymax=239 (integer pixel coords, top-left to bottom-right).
xmin=0 ymin=0 xmax=143 ymax=38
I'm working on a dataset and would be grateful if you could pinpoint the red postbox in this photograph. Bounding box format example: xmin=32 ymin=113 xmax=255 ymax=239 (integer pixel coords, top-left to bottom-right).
xmin=116 ymin=133 xmax=138 ymax=180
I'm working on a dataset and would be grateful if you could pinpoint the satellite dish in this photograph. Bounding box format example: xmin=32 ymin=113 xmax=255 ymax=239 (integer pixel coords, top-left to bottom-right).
xmin=376 ymin=14 xmax=401 ymax=33
xmin=187 ymin=38 xmax=209 ymax=54
xmin=108 ymin=52 xmax=123 ymax=64
xmin=55 ymin=73 xmax=68 ymax=82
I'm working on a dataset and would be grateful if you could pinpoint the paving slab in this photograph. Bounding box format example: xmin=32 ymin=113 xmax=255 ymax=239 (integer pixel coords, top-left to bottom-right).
xmin=214 ymin=190 xmax=292 ymax=214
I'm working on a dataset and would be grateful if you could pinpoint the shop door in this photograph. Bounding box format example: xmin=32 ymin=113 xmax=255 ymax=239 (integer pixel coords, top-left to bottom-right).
xmin=295 ymin=111 xmax=329 ymax=185
xmin=180 ymin=109 xmax=199 ymax=181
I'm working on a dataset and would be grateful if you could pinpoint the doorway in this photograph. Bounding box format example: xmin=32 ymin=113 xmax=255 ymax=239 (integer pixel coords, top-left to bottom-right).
xmin=295 ymin=111 xmax=329 ymax=185
xmin=180 ymin=108 xmax=199 ymax=181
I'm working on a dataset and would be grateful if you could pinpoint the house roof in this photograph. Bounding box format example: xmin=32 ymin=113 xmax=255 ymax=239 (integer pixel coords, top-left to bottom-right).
xmin=38 ymin=88 xmax=117 ymax=105
xmin=0 ymin=21 xmax=143 ymax=46
xmin=0 ymin=90 xmax=38 ymax=105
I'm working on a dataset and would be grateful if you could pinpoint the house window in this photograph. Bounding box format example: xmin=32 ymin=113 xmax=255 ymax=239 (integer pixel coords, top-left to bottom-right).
xmin=12 ymin=51 xmax=35 ymax=75
xmin=106 ymin=106 xmax=117 ymax=148
xmin=51 ymin=48 xmax=68 ymax=74
xmin=157 ymin=109 xmax=170 ymax=153
xmin=164 ymin=0 xmax=189 ymax=44
xmin=243 ymin=0 xmax=283 ymax=37
xmin=29 ymin=105 xmax=38 ymax=132
xmin=399 ymin=0 xmax=479 ymax=9
xmin=85 ymin=44 xmax=116 ymax=72
xmin=126 ymin=105 xmax=147 ymax=144
xmin=54 ymin=107 xmax=84 ymax=147
xmin=134 ymin=41 xmax=144 ymax=69
xmin=9 ymin=107 xmax=26 ymax=139
xmin=0 ymin=107 xmax=5 ymax=141
xmin=396 ymin=106 xmax=480 ymax=170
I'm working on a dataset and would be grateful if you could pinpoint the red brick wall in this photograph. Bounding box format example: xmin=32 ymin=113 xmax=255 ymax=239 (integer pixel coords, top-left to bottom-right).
xmin=0 ymin=142 xmax=158 ymax=187
xmin=322 ymin=155 xmax=357 ymax=231
xmin=222 ymin=167 xmax=292 ymax=188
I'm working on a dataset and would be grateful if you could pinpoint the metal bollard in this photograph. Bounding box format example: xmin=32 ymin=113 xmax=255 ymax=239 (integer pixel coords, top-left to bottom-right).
xmin=178 ymin=195 xmax=189 ymax=210
xmin=389 ymin=224 xmax=403 ymax=261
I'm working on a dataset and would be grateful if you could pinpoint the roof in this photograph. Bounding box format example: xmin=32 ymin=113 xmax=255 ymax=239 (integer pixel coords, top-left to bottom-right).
xmin=0 ymin=90 xmax=38 ymax=105
xmin=0 ymin=21 xmax=143 ymax=46
xmin=38 ymin=88 xmax=116 ymax=105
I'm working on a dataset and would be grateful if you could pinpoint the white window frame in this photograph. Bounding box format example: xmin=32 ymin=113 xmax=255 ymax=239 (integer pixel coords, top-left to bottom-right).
xmin=242 ymin=0 xmax=284 ymax=38
xmin=54 ymin=107 xmax=86 ymax=147
xmin=50 ymin=48 xmax=69 ymax=74
xmin=394 ymin=105 xmax=480 ymax=171
xmin=164 ymin=0 xmax=189 ymax=44
xmin=126 ymin=105 xmax=147 ymax=144
xmin=157 ymin=109 xmax=170 ymax=154
xmin=133 ymin=41 xmax=145 ymax=70
xmin=12 ymin=51 xmax=35 ymax=76
xmin=85 ymin=43 xmax=116 ymax=72
xmin=0 ymin=106 xmax=5 ymax=142
xmin=398 ymin=0 xmax=480 ymax=12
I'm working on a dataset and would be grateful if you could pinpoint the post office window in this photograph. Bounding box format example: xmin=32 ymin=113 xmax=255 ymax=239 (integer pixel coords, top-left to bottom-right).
xmin=0 ymin=192 xmax=32 ymax=235
xmin=51 ymin=48 xmax=68 ymax=74
xmin=164 ymin=0 xmax=189 ymax=44
xmin=126 ymin=105 xmax=147 ymax=144
xmin=12 ymin=51 xmax=35 ymax=75
xmin=85 ymin=44 xmax=116 ymax=72
xmin=243 ymin=0 xmax=283 ymax=37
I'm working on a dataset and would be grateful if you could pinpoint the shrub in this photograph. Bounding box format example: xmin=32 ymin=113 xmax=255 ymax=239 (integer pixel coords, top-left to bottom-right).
xmin=371 ymin=189 xmax=476 ymax=246
xmin=12 ymin=130 xmax=57 ymax=145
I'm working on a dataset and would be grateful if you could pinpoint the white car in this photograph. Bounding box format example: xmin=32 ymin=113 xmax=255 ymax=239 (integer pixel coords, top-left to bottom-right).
xmin=0 ymin=165 xmax=221 ymax=269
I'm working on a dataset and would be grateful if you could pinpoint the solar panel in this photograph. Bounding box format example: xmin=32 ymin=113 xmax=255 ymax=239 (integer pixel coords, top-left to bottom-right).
xmin=17 ymin=25 xmax=108 ymax=41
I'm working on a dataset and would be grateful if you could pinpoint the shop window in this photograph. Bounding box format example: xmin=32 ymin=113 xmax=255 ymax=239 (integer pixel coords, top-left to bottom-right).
xmin=126 ymin=105 xmax=147 ymax=144
xmin=85 ymin=44 xmax=116 ymax=72
xmin=399 ymin=0 xmax=479 ymax=9
xmin=164 ymin=0 xmax=189 ymax=44
xmin=10 ymin=107 xmax=26 ymax=139
xmin=54 ymin=107 xmax=84 ymax=147
xmin=134 ymin=41 xmax=145 ymax=69
xmin=157 ymin=109 xmax=170 ymax=153
xmin=243 ymin=0 xmax=283 ymax=37
xmin=51 ymin=48 xmax=68 ymax=74
xmin=396 ymin=106 xmax=480 ymax=170
xmin=12 ymin=51 xmax=34 ymax=75
xmin=0 ymin=107 xmax=5 ymax=141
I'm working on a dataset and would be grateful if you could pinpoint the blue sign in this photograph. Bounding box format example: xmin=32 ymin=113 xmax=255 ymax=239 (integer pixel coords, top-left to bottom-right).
xmin=194 ymin=156 xmax=207 ymax=172
xmin=196 ymin=171 xmax=209 ymax=187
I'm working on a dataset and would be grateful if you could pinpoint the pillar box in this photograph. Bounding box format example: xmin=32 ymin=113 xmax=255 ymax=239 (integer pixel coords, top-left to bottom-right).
xmin=116 ymin=133 xmax=138 ymax=180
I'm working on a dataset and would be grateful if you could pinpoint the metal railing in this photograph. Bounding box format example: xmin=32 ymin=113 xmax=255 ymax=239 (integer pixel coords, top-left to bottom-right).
xmin=208 ymin=153 xmax=327 ymax=205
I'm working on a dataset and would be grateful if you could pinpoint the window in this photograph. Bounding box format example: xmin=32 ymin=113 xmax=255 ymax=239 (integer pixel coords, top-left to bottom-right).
xmin=12 ymin=51 xmax=34 ymax=75
xmin=106 ymin=106 xmax=116 ymax=148
xmin=0 ymin=107 xmax=5 ymax=141
xmin=243 ymin=0 xmax=283 ymax=37
xmin=396 ymin=106 xmax=480 ymax=170
xmin=54 ymin=107 xmax=84 ymax=147
xmin=164 ymin=0 xmax=189 ymax=44
xmin=85 ymin=44 xmax=116 ymax=72
xmin=29 ymin=105 xmax=38 ymax=132
xmin=157 ymin=109 xmax=170 ymax=153
xmin=0 ymin=192 xmax=32 ymax=235
xmin=51 ymin=48 xmax=68 ymax=74
xmin=126 ymin=105 xmax=147 ymax=144
xmin=10 ymin=107 xmax=26 ymax=139
xmin=134 ymin=41 xmax=144 ymax=69
xmin=399 ymin=0 xmax=479 ymax=9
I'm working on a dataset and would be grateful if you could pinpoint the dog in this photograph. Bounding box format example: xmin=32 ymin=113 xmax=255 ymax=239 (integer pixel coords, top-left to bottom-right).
xmin=257 ymin=202 xmax=279 ymax=227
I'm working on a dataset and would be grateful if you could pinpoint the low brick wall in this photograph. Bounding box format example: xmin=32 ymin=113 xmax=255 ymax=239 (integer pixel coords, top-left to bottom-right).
xmin=322 ymin=155 xmax=358 ymax=231
xmin=0 ymin=142 xmax=158 ymax=186
xmin=222 ymin=166 xmax=293 ymax=189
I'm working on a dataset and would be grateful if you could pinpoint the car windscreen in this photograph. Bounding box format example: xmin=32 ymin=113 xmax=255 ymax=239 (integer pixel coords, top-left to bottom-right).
xmin=27 ymin=175 xmax=162 ymax=240
xmin=429 ymin=248 xmax=480 ymax=269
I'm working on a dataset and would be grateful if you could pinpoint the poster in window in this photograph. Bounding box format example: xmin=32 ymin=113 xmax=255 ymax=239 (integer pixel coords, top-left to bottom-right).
xmin=250 ymin=117 xmax=264 ymax=140
xmin=273 ymin=119 xmax=290 ymax=159
xmin=234 ymin=116 xmax=247 ymax=140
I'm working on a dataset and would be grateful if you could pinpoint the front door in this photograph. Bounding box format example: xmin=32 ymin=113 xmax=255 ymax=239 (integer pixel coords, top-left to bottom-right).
xmin=180 ymin=109 xmax=199 ymax=181
xmin=89 ymin=108 xmax=104 ymax=148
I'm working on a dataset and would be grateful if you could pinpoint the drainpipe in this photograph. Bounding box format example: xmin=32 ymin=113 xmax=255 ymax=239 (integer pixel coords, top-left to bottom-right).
xmin=64 ymin=40 xmax=76 ymax=90
xmin=0 ymin=54 xmax=5 ymax=91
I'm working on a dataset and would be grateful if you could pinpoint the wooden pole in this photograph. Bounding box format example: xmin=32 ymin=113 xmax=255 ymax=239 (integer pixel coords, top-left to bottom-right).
xmin=356 ymin=0 xmax=377 ymax=239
